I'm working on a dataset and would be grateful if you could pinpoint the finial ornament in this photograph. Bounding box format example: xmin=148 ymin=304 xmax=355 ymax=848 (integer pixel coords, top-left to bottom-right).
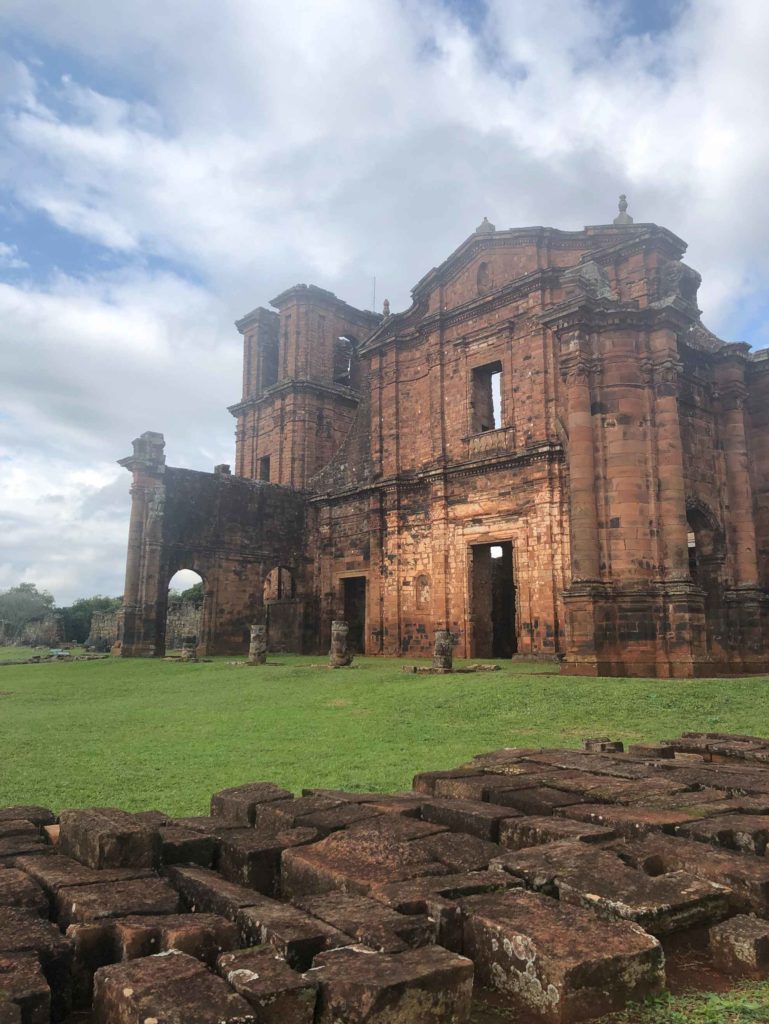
xmin=475 ymin=216 xmax=496 ymax=235
xmin=613 ymin=194 xmax=634 ymax=225
xmin=382 ymin=298 xmax=390 ymax=317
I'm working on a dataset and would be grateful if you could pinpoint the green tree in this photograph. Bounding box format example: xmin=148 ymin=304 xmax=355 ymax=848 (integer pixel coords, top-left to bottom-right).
xmin=0 ymin=583 xmax=56 ymax=641
xmin=58 ymin=595 xmax=122 ymax=644
xmin=180 ymin=581 xmax=204 ymax=608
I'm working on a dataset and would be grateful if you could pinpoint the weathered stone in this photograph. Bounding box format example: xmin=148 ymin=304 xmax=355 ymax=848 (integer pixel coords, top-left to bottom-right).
xmin=255 ymin=796 xmax=341 ymax=832
xmin=462 ymin=889 xmax=664 ymax=1022
xmin=216 ymin=947 xmax=317 ymax=1023
xmin=92 ymin=949 xmax=257 ymax=1023
xmin=432 ymin=629 xmax=453 ymax=672
xmin=582 ymin=738 xmax=624 ymax=753
xmin=408 ymin=832 xmax=502 ymax=873
xmin=132 ymin=810 xmax=170 ymax=827
xmin=294 ymin=892 xmax=432 ymax=952
xmin=411 ymin=768 xmax=483 ymax=796
xmin=55 ymin=876 xmax=180 ymax=926
xmin=111 ymin=913 xmax=239 ymax=966
xmin=0 ymin=836 xmax=47 ymax=864
xmin=0 ymin=869 xmax=48 ymax=917
xmin=499 ymin=816 xmax=616 ymax=849
xmin=165 ymin=865 xmax=264 ymax=919
xmin=0 ymin=808 xmax=54 ymax=829
xmin=210 ymin=783 xmax=293 ymax=825
xmin=180 ymin=633 xmax=198 ymax=661
xmin=14 ymin=854 xmax=154 ymax=898
xmin=309 ymin=945 xmax=474 ymax=1024
xmin=329 ymin=620 xmax=353 ymax=668
xmin=247 ymin=623 xmax=268 ymax=665
xmin=58 ymin=808 xmax=161 ymax=869
xmin=492 ymin=787 xmax=588 ymax=817
xmin=64 ymin=923 xmax=116 ymax=1009
xmin=169 ymin=815 xmax=245 ymax=836
xmin=0 ymin=910 xmax=73 ymax=1020
xmin=419 ymin=798 xmax=521 ymax=842
xmin=218 ymin=827 xmax=318 ymax=895
xmin=710 ymin=915 xmax=769 ymax=978
xmin=158 ymin=826 xmax=217 ymax=867
xmin=675 ymin=814 xmax=769 ymax=855
xmin=0 ymin=821 xmax=37 ymax=840
xmin=0 ymin=1002 xmax=20 ymax=1024
xmin=235 ymin=895 xmax=354 ymax=970
xmin=0 ymin=953 xmax=50 ymax=1024
xmin=555 ymin=803 xmax=705 ymax=837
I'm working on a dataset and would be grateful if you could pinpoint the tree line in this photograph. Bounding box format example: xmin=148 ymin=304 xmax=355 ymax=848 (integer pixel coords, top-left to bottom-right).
xmin=0 ymin=580 xmax=204 ymax=645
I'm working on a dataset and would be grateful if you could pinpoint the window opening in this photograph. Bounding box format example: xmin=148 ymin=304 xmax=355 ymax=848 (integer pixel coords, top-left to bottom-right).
xmin=259 ymin=455 xmax=271 ymax=482
xmin=471 ymin=361 xmax=503 ymax=433
xmin=333 ymin=336 xmax=353 ymax=386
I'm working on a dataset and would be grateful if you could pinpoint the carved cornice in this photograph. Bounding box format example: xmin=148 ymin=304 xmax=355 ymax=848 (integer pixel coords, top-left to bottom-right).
xmin=228 ymin=379 xmax=362 ymax=417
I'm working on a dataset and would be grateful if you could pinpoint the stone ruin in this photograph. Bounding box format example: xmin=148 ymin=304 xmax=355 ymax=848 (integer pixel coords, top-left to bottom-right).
xmin=10 ymin=733 xmax=769 ymax=1021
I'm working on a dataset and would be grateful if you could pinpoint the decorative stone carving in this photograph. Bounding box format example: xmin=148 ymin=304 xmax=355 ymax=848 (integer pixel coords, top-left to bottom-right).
xmin=329 ymin=620 xmax=353 ymax=668
xmin=247 ymin=624 xmax=267 ymax=666
xmin=432 ymin=630 xmax=454 ymax=672
xmin=562 ymin=259 xmax=613 ymax=300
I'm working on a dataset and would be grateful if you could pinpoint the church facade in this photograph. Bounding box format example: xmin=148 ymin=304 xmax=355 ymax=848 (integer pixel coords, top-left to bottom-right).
xmin=115 ymin=201 xmax=769 ymax=676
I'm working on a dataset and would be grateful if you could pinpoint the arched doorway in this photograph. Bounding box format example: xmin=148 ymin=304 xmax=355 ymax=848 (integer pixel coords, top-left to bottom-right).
xmin=686 ymin=501 xmax=725 ymax=653
xmin=166 ymin=569 xmax=205 ymax=652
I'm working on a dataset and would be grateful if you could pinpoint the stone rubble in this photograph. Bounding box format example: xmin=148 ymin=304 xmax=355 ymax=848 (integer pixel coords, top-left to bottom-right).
xmin=10 ymin=732 xmax=769 ymax=1020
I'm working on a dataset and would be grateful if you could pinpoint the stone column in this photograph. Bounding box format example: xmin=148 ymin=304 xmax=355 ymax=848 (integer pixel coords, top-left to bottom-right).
xmin=651 ymin=354 xmax=689 ymax=579
xmin=329 ymin=620 xmax=353 ymax=668
xmin=247 ymin=624 xmax=267 ymax=665
xmin=432 ymin=630 xmax=453 ymax=673
xmin=562 ymin=347 xmax=600 ymax=582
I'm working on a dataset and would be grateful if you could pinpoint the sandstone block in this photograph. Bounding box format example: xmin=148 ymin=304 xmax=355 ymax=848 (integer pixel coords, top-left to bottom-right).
xmin=58 ymin=808 xmax=161 ymax=869
xmin=294 ymin=892 xmax=432 ymax=952
xmin=408 ymin=832 xmax=502 ymax=873
xmin=158 ymin=826 xmax=217 ymax=867
xmin=14 ymin=854 xmax=154 ymax=898
xmin=0 ymin=910 xmax=73 ymax=1020
xmin=55 ymin=876 xmax=180 ymax=926
xmin=210 ymin=783 xmax=293 ymax=825
xmin=493 ymin=788 xmax=587 ymax=816
xmin=555 ymin=803 xmax=703 ymax=837
xmin=165 ymin=865 xmax=264 ymax=920
xmin=462 ymin=889 xmax=664 ymax=1022
xmin=0 ymin=836 xmax=47 ymax=865
xmin=216 ymin=947 xmax=317 ymax=1023
xmin=219 ymin=827 xmax=318 ymax=895
xmin=710 ymin=914 xmax=769 ymax=977
xmin=235 ymin=894 xmax=353 ymax=969
xmin=0 ymin=953 xmax=50 ymax=1024
xmin=0 ymin=808 xmax=54 ymax=828
xmin=0 ymin=1003 xmax=20 ymax=1024
xmin=419 ymin=798 xmax=521 ymax=842
xmin=92 ymin=949 xmax=257 ymax=1023
xmin=0 ymin=821 xmax=38 ymax=840
xmin=0 ymin=869 xmax=48 ymax=917
xmin=499 ymin=816 xmax=616 ymax=850
xmin=309 ymin=945 xmax=474 ymax=1024
xmin=112 ymin=913 xmax=239 ymax=965
xmin=411 ymin=768 xmax=480 ymax=796
xmin=371 ymin=871 xmax=522 ymax=915
xmin=675 ymin=814 xmax=769 ymax=855
xmin=254 ymin=797 xmax=341 ymax=832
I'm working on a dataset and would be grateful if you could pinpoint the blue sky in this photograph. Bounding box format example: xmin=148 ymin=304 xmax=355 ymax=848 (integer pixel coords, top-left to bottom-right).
xmin=1 ymin=0 xmax=768 ymax=603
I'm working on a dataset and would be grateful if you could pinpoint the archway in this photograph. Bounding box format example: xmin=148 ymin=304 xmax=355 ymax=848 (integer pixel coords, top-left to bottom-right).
xmin=686 ymin=501 xmax=725 ymax=653
xmin=166 ymin=569 xmax=205 ymax=651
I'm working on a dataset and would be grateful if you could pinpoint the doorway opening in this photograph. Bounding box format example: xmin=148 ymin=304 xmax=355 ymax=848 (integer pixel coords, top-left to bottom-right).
xmin=342 ymin=577 xmax=366 ymax=654
xmin=166 ymin=569 xmax=205 ymax=651
xmin=470 ymin=542 xmax=517 ymax=658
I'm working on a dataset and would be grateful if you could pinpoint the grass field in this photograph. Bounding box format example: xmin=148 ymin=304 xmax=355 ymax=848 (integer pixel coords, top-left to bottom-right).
xmin=5 ymin=650 xmax=769 ymax=1022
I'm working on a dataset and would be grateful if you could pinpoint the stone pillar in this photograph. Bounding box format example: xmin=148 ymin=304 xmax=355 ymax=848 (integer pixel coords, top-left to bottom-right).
xmin=718 ymin=355 xmax=759 ymax=587
xmin=180 ymin=635 xmax=198 ymax=662
xmin=115 ymin=432 xmax=167 ymax=657
xmin=329 ymin=620 xmax=353 ymax=668
xmin=247 ymin=624 xmax=267 ymax=665
xmin=432 ymin=630 xmax=453 ymax=673
xmin=562 ymin=346 xmax=600 ymax=582
xmin=651 ymin=353 xmax=689 ymax=579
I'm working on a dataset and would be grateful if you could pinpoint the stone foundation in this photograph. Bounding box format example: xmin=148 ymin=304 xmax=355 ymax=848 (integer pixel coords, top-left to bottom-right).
xmin=10 ymin=732 xmax=769 ymax=1020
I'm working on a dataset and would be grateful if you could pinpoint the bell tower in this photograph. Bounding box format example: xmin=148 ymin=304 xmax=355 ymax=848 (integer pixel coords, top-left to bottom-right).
xmin=229 ymin=285 xmax=380 ymax=489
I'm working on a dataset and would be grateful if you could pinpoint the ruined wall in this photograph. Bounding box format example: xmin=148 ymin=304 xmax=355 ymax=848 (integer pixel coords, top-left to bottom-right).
xmin=748 ymin=353 xmax=769 ymax=593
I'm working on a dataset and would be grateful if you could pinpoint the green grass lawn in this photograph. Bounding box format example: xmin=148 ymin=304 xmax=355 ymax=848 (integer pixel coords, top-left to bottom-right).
xmin=4 ymin=650 xmax=769 ymax=1022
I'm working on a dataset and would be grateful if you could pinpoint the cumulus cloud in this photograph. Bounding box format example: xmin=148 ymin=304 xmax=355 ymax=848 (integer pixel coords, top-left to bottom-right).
xmin=0 ymin=0 xmax=767 ymax=602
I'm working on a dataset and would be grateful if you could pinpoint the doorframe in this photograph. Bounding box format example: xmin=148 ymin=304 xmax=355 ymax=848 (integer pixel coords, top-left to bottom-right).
xmin=337 ymin=571 xmax=369 ymax=655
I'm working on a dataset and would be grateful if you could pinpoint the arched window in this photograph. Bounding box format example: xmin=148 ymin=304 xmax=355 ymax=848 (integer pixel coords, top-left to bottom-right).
xmin=263 ymin=567 xmax=295 ymax=602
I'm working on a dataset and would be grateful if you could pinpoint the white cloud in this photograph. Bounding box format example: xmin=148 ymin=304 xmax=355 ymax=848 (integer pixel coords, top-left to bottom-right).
xmin=0 ymin=0 xmax=768 ymax=601
xmin=0 ymin=241 xmax=27 ymax=269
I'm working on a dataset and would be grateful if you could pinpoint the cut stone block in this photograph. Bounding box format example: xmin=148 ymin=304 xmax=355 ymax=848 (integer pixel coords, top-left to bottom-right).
xmin=210 ymin=783 xmax=293 ymax=825
xmin=408 ymin=832 xmax=502 ymax=872
xmin=462 ymin=889 xmax=664 ymax=1023
xmin=218 ymin=827 xmax=318 ymax=895
xmin=0 ymin=910 xmax=73 ymax=1020
xmin=0 ymin=1003 xmax=20 ymax=1024
xmin=254 ymin=797 xmax=342 ymax=832
xmin=112 ymin=913 xmax=239 ymax=965
xmin=432 ymin=772 xmax=542 ymax=802
xmin=166 ymin=865 xmax=264 ymax=920
xmin=619 ymin=834 xmax=769 ymax=915
xmin=710 ymin=915 xmax=769 ymax=977
xmin=14 ymin=854 xmax=154 ymax=898
xmin=132 ymin=810 xmax=170 ymax=827
xmin=371 ymin=871 xmax=522 ymax=915
xmin=493 ymin=841 xmax=730 ymax=935
xmin=419 ymin=798 xmax=521 ymax=842
xmin=499 ymin=816 xmax=616 ymax=850
xmin=492 ymin=788 xmax=588 ymax=817
xmin=0 ymin=821 xmax=37 ymax=840
xmin=58 ymin=808 xmax=161 ymax=869
xmin=55 ymin=876 xmax=180 ymax=926
xmin=92 ymin=949 xmax=257 ymax=1023
xmin=235 ymin=895 xmax=353 ymax=970
xmin=158 ymin=827 xmax=217 ymax=867
xmin=582 ymin=739 xmax=624 ymax=753
xmin=0 ymin=836 xmax=47 ymax=864
xmin=675 ymin=815 xmax=769 ymax=855
xmin=0 ymin=869 xmax=48 ymax=916
xmin=346 ymin=815 xmax=446 ymax=842
xmin=555 ymin=803 xmax=704 ymax=837
xmin=294 ymin=892 xmax=432 ymax=952
xmin=216 ymin=947 xmax=317 ymax=1023
xmin=170 ymin=815 xmax=245 ymax=836
xmin=280 ymin=825 xmax=449 ymax=900
xmin=0 ymin=808 xmax=54 ymax=828
xmin=0 ymin=953 xmax=50 ymax=1024
xmin=309 ymin=945 xmax=474 ymax=1024
xmin=411 ymin=768 xmax=481 ymax=796
xmin=291 ymin=804 xmax=382 ymax=836
xmin=65 ymin=923 xmax=116 ymax=1009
